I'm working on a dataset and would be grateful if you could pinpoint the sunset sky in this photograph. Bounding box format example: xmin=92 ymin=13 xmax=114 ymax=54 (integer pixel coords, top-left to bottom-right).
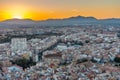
xmin=0 ymin=0 xmax=120 ymax=21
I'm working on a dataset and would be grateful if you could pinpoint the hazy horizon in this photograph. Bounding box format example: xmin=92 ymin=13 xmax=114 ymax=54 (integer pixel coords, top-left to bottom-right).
xmin=1 ymin=15 xmax=120 ymax=22
xmin=0 ymin=0 xmax=120 ymax=21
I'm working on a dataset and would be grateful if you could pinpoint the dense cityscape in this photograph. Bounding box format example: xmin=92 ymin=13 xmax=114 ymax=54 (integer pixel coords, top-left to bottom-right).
xmin=0 ymin=24 xmax=120 ymax=80
xmin=0 ymin=0 xmax=119 ymax=79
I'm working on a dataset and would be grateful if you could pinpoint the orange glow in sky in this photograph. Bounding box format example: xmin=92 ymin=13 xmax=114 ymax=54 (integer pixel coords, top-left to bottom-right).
xmin=0 ymin=0 xmax=120 ymax=21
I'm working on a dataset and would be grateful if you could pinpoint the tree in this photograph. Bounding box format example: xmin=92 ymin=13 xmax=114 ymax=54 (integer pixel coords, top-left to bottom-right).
xmin=11 ymin=57 xmax=36 ymax=70
xmin=85 ymin=40 xmax=90 ymax=43
xmin=76 ymin=58 xmax=88 ymax=64
xmin=114 ymin=57 xmax=120 ymax=63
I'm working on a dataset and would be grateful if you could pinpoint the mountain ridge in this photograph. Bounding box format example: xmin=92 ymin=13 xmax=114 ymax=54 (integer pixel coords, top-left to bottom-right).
xmin=0 ymin=15 xmax=120 ymax=27
xmin=1 ymin=15 xmax=120 ymax=22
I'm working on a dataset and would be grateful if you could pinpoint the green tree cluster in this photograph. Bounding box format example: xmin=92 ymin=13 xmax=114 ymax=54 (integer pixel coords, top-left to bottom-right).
xmin=11 ymin=57 xmax=36 ymax=70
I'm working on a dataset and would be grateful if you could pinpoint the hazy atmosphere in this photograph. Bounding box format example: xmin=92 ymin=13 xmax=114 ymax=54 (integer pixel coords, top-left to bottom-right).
xmin=0 ymin=0 xmax=120 ymax=21
xmin=0 ymin=0 xmax=120 ymax=80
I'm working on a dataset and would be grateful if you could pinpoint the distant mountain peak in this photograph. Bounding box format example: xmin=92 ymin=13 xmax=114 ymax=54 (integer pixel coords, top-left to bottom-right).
xmin=65 ymin=15 xmax=97 ymax=20
xmin=1 ymin=18 xmax=36 ymax=25
xmin=3 ymin=18 xmax=34 ymax=22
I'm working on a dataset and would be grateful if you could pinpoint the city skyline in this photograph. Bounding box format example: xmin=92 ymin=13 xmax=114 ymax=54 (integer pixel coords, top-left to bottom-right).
xmin=0 ymin=0 xmax=120 ymax=21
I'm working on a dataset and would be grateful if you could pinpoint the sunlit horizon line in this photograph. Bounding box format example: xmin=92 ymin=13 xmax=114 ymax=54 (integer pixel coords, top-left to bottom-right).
xmin=1 ymin=15 xmax=120 ymax=22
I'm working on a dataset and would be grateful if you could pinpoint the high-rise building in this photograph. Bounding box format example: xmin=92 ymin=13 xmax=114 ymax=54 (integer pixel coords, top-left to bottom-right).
xmin=11 ymin=38 xmax=27 ymax=54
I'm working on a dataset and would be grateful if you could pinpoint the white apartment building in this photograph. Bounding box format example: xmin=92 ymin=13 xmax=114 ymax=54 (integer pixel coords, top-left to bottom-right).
xmin=11 ymin=38 xmax=27 ymax=54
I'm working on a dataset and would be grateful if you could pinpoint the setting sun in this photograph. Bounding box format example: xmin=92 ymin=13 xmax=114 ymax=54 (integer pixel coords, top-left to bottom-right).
xmin=1 ymin=5 xmax=30 ymax=20
xmin=13 ymin=15 xmax=23 ymax=19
